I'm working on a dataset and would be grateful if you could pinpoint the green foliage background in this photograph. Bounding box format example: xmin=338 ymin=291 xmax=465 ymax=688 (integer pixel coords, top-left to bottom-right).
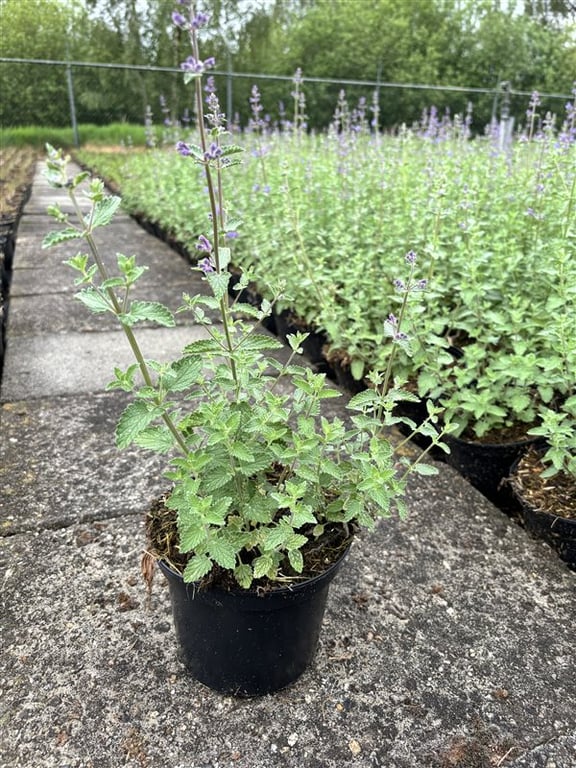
xmin=0 ymin=0 xmax=574 ymax=130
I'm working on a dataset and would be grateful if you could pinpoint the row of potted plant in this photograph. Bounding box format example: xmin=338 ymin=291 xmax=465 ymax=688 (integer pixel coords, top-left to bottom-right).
xmin=76 ymin=78 xmax=575 ymax=515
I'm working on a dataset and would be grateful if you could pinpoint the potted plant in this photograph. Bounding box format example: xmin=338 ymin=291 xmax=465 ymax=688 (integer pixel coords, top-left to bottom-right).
xmin=509 ymin=401 xmax=576 ymax=570
xmin=42 ymin=5 xmax=450 ymax=697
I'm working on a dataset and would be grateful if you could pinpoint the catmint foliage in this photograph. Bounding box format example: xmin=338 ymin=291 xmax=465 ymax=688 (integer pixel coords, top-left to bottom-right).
xmin=41 ymin=7 xmax=454 ymax=589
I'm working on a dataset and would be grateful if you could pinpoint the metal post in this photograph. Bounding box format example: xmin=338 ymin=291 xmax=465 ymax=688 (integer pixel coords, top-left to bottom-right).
xmin=66 ymin=61 xmax=80 ymax=147
xmin=226 ymin=52 xmax=233 ymax=125
xmin=499 ymin=80 xmax=511 ymax=152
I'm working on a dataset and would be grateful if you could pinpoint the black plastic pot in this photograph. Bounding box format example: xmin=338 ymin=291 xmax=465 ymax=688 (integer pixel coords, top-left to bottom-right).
xmin=510 ymin=453 xmax=576 ymax=571
xmin=445 ymin=432 xmax=544 ymax=507
xmin=159 ymin=551 xmax=348 ymax=697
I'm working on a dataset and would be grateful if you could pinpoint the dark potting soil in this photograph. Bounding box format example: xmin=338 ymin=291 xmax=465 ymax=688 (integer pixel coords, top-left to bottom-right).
xmin=512 ymin=447 xmax=576 ymax=520
xmin=144 ymin=495 xmax=354 ymax=594
xmin=460 ymin=420 xmax=537 ymax=445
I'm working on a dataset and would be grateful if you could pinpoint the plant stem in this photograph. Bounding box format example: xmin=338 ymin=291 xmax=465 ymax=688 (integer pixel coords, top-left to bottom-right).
xmin=68 ymin=189 xmax=190 ymax=457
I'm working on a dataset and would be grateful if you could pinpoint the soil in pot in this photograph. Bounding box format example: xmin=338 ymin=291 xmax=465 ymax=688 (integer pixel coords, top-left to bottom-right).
xmin=145 ymin=498 xmax=353 ymax=696
xmin=510 ymin=447 xmax=576 ymax=570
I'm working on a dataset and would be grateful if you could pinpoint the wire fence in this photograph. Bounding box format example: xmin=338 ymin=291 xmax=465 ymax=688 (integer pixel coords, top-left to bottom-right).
xmin=1 ymin=56 xmax=572 ymax=143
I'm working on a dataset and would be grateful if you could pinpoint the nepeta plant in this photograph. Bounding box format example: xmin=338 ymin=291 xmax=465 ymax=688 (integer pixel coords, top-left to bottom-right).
xmin=43 ymin=4 xmax=450 ymax=590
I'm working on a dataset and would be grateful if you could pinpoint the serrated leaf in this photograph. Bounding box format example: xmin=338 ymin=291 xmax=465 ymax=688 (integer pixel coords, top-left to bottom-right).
xmin=183 ymin=554 xmax=213 ymax=583
xmin=42 ymin=228 xmax=82 ymax=249
xmin=288 ymin=548 xmax=304 ymax=573
xmin=347 ymin=389 xmax=380 ymax=411
xmin=230 ymin=443 xmax=255 ymax=462
xmin=115 ymin=401 xmax=159 ymax=449
xmin=183 ymin=338 xmax=225 ymax=356
xmin=178 ymin=523 xmax=206 ymax=552
xmin=205 ymin=270 xmax=230 ymax=300
xmin=286 ymin=533 xmax=308 ymax=550
xmin=89 ymin=196 xmax=121 ymax=228
xmin=208 ymin=538 xmax=237 ymax=569
xmin=220 ymin=144 xmax=245 ymax=157
xmin=219 ymin=247 xmax=231 ymax=270
xmin=167 ymin=357 xmax=202 ymax=392
xmin=121 ymin=301 xmax=175 ymax=327
xmin=134 ymin=426 xmax=175 ymax=453
xmin=253 ymin=554 xmax=275 ymax=579
xmin=234 ymin=564 xmax=253 ymax=589
xmin=237 ymin=334 xmax=284 ymax=352
xmin=76 ymin=289 xmax=112 ymax=314
xmin=203 ymin=470 xmax=234 ymax=493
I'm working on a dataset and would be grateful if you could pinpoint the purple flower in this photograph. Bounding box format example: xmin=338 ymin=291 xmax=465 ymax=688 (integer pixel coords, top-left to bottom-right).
xmin=225 ymin=231 xmax=238 ymax=239
xmin=172 ymin=11 xmax=187 ymax=27
xmin=204 ymin=142 xmax=222 ymax=161
xmin=198 ymin=257 xmax=215 ymax=274
xmin=405 ymin=250 xmax=417 ymax=264
xmin=192 ymin=11 xmax=210 ymax=28
xmin=196 ymin=235 xmax=212 ymax=252
xmin=181 ymin=56 xmax=203 ymax=73
xmin=415 ymin=279 xmax=428 ymax=290
xmin=393 ymin=279 xmax=406 ymax=291
xmin=388 ymin=313 xmax=398 ymax=326
xmin=176 ymin=141 xmax=192 ymax=157
xmin=180 ymin=56 xmax=215 ymax=74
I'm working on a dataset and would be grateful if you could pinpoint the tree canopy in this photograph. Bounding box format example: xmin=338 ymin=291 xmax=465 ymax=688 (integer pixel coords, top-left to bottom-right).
xmin=0 ymin=0 xmax=574 ymax=130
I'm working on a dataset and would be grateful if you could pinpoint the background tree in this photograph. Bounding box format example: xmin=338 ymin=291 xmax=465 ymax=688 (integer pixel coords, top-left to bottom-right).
xmin=0 ymin=0 xmax=574 ymax=131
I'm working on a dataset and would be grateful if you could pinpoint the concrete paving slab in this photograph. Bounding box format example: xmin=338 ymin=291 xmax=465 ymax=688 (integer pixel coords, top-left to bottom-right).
xmin=13 ymin=213 xmax=195 ymax=274
xmin=2 ymin=157 xmax=575 ymax=768
xmin=0 ymin=325 xmax=211 ymax=401
xmin=5 ymin=283 xmax=205 ymax=335
xmin=1 ymin=393 xmax=166 ymax=534
xmin=1 ymin=472 xmax=574 ymax=768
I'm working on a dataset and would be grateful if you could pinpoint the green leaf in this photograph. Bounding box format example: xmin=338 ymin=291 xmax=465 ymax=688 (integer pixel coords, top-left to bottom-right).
xmin=208 ymin=538 xmax=237 ymax=570
xmin=178 ymin=524 xmax=206 ymax=552
xmin=42 ymin=228 xmax=82 ymax=249
xmin=237 ymin=334 xmax=284 ymax=352
xmin=234 ymin=564 xmax=253 ymax=589
xmin=115 ymin=401 xmax=159 ymax=449
xmin=253 ymin=554 xmax=275 ymax=579
xmin=121 ymin=301 xmax=175 ymax=327
xmin=134 ymin=427 xmax=175 ymax=453
xmin=220 ymin=144 xmax=245 ymax=157
xmin=230 ymin=443 xmax=255 ymax=462
xmin=167 ymin=357 xmax=202 ymax=392
xmin=206 ymin=270 xmax=230 ymax=300
xmin=219 ymin=247 xmax=231 ymax=270
xmin=183 ymin=338 xmax=224 ymax=356
xmin=411 ymin=462 xmax=439 ymax=476
xmin=89 ymin=196 xmax=121 ymax=228
xmin=203 ymin=469 xmax=234 ymax=493
xmin=183 ymin=554 xmax=213 ymax=583
xmin=288 ymin=549 xmax=304 ymax=573
xmin=347 ymin=389 xmax=381 ymax=411
xmin=76 ymin=289 xmax=112 ymax=314
xmin=350 ymin=358 xmax=365 ymax=381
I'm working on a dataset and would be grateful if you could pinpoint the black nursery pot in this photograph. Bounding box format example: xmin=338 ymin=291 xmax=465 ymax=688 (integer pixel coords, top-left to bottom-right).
xmin=159 ymin=552 xmax=347 ymax=697
xmin=510 ymin=455 xmax=576 ymax=571
xmin=444 ymin=433 xmax=544 ymax=507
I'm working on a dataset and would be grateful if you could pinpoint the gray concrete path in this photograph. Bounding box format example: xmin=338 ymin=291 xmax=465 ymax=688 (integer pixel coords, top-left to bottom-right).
xmin=1 ymin=163 xmax=574 ymax=768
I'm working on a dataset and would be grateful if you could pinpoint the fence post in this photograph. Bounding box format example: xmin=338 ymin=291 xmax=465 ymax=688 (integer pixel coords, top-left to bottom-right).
xmin=499 ymin=80 xmax=513 ymax=151
xmin=66 ymin=61 xmax=80 ymax=148
xmin=226 ymin=52 xmax=233 ymax=124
